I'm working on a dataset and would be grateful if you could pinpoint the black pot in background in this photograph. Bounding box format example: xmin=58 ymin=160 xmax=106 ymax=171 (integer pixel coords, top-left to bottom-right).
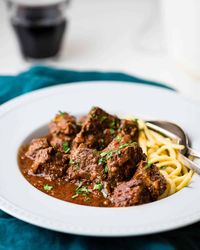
xmin=8 ymin=0 xmax=70 ymax=59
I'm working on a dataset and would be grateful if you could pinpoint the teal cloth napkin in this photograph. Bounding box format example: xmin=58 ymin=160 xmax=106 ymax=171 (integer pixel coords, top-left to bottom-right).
xmin=0 ymin=65 xmax=173 ymax=104
xmin=0 ymin=66 xmax=199 ymax=250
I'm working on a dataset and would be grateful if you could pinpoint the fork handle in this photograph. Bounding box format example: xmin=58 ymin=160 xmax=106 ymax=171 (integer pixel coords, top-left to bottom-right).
xmin=188 ymin=147 xmax=200 ymax=159
xmin=179 ymin=154 xmax=200 ymax=175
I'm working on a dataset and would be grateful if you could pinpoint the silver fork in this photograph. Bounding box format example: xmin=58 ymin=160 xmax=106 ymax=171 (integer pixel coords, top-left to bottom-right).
xmin=146 ymin=121 xmax=200 ymax=175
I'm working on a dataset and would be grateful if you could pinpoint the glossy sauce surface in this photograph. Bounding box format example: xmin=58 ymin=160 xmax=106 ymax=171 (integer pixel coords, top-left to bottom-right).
xmin=18 ymin=145 xmax=111 ymax=207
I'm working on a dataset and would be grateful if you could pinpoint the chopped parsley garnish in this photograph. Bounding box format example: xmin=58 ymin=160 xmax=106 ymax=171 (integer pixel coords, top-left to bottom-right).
xmin=104 ymin=165 xmax=109 ymax=173
xmin=76 ymin=186 xmax=90 ymax=194
xmin=104 ymin=150 xmax=119 ymax=159
xmin=84 ymin=197 xmax=91 ymax=202
xmin=100 ymin=116 xmax=107 ymax=123
xmin=119 ymin=142 xmax=136 ymax=149
xmin=98 ymin=149 xmax=121 ymax=168
xmin=76 ymin=162 xmax=80 ymax=170
xmin=98 ymin=157 xmax=106 ymax=165
xmin=116 ymin=135 xmax=122 ymax=142
xmin=100 ymin=151 xmax=108 ymax=158
xmin=119 ymin=143 xmax=129 ymax=149
xmin=110 ymin=120 xmax=116 ymax=128
xmin=144 ymin=162 xmax=153 ymax=169
xmin=92 ymin=115 xmax=97 ymax=119
xmin=71 ymin=194 xmax=79 ymax=199
xmin=71 ymin=185 xmax=91 ymax=199
xmin=115 ymin=149 xmax=121 ymax=155
xmin=98 ymin=142 xmax=136 ymax=171
xmin=69 ymin=158 xmax=80 ymax=170
xmin=63 ymin=142 xmax=70 ymax=153
xmin=110 ymin=128 xmax=115 ymax=135
xmin=69 ymin=158 xmax=75 ymax=164
xmin=160 ymin=165 xmax=168 ymax=169
xmin=43 ymin=184 xmax=53 ymax=191
xmin=93 ymin=183 xmax=103 ymax=191
xmin=58 ymin=110 xmax=65 ymax=116
xmin=91 ymin=112 xmax=98 ymax=119
xmin=100 ymin=149 xmax=121 ymax=159
xmin=82 ymin=193 xmax=88 ymax=197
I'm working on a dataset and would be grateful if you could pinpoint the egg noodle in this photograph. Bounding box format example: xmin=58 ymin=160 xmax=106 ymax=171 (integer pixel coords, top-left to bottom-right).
xmin=127 ymin=117 xmax=194 ymax=198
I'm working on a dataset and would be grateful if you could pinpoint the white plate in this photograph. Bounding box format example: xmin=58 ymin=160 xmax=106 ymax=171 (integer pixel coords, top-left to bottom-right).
xmin=0 ymin=81 xmax=200 ymax=237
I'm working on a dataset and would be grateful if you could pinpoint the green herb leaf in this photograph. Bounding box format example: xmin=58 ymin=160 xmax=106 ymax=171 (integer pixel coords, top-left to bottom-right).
xmin=160 ymin=165 xmax=168 ymax=169
xmin=43 ymin=184 xmax=53 ymax=191
xmin=93 ymin=183 xmax=103 ymax=191
xmin=76 ymin=185 xmax=91 ymax=194
xmin=110 ymin=128 xmax=115 ymax=135
xmin=92 ymin=115 xmax=97 ymax=119
xmin=98 ymin=157 xmax=106 ymax=165
xmin=84 ymin=197 xmax=91 ymax=201
xmin=119 ymin=142 xmax=136 ymax=149
xmin=71 ymin=193 xmax=79 ymax=199
xmin=76 ymin=162 xmax=80 ymax=170
xmin=110 ymin=120 xmax=116 ymax=128
xmin=144 ymin=162 xmax=152 ymax=169
xmin=104 ymin=165 xmax=108 ymax=173
xmin=100 ymin=152 xmax=108 ymax=157
xmin=69 ymin=158 xmax=75 ymax=164
xmin=100 ymin=149 xmax=121 ymax=160
xmin=119 ymin=143 xmax=129 ymax=149
xmin=71 ymin=185 xmax=91 ymax=199
xmin=58 ymin=111 xmax=65 ymax=116
xmin=115 ymin=135 xmax=122 ymax=142
xmin=63 ymin=141 xmax=70 ymax=153
xmin=100 ymin=116 xmax=107 ymax=123
xmin=106 ymin=151 xmax=114 ymax=158
xmin=115 ymin=149 xmax=121 ymax=155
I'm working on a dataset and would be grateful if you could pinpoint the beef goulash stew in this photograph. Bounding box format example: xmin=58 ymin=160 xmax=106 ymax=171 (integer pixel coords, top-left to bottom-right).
xmin=18 ymin=107 xmax=167 ymax=207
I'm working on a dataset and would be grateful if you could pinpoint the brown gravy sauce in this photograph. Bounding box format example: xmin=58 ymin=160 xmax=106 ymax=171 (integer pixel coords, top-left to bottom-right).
xmin=18 ymin=145 xmax=111 ymax=207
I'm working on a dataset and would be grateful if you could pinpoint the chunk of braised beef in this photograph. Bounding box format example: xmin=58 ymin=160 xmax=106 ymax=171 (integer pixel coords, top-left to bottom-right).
xmin=134 ymin=161 xmax=167 ymax=200
xmin=73 ymin=107 xmax=120 ymax=150
xmin=111 ymin=179 xmax=151 ymax=207
xmin=49 ymin=112 xmax=80 ymax=148
xmin=119 ymin=119 xmax=139 ymax=141
xmin=67 ymin=145 xmax=104 ymax=182
xmin=100 ymin=135 xmax=145 ymax=187
xmin=111 ymin=161 xmax=167 ymax=206
xmin=25 ymin=137 xmax=69 ymax=180
xmin=25 ymin=138 xmax=53 ymax=173
xmin=49 ymin=112 xmax=79 ymax=135
xmin=34 ymin=152 xmax=69 ymax=180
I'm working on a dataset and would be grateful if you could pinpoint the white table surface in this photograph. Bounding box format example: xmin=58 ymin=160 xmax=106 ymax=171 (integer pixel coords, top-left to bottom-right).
xmin=0 ymin=0 xmax=200 ymax=104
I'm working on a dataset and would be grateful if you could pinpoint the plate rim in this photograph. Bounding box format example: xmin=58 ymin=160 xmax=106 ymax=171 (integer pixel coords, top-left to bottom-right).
xmin=0 ymin=80 xmax=200 ymax=237
xmin=0 ymin=81 xmax=177 ymax=113
xmin=1 ymin=191 xmax=200 ymax=237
